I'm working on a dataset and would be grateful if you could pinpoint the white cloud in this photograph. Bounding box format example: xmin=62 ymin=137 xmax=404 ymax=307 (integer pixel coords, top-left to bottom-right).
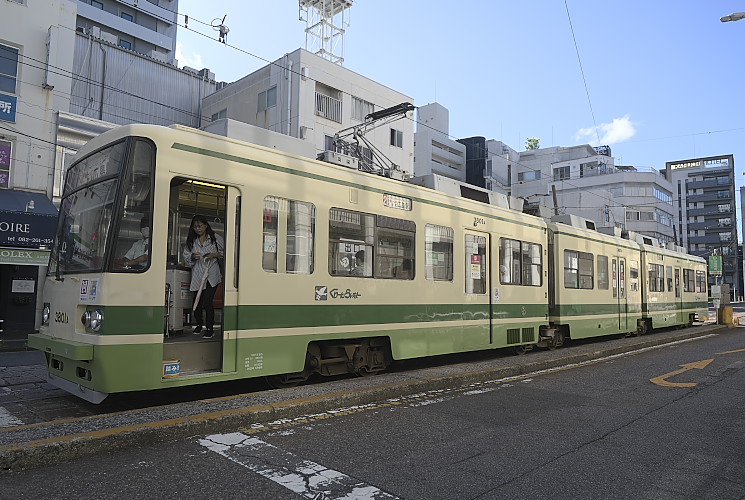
xmin=576 ymin=115 xmax=636 ymax=146
xmin=175 ymin=42 xmax=204 ymax=69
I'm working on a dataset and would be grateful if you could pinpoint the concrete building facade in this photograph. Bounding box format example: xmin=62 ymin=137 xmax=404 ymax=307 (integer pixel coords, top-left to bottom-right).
xmin=510 ymin=144 xmax=675 ymax=243
xmin=413 ymin=103 xmax=466 ymax=181
xmin=200 ymin=48 xmax=415 ymax=176
xmin=666 ymin=155 xmax=739 ymax=297
xmin=1 ymin=0 xmax=77 ymax=335
xmin=72 ymin=0 xmax=179 ymax=63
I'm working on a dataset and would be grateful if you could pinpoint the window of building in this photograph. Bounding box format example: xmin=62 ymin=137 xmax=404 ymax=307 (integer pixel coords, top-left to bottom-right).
xmin=0 ymin=44 xmax=19 ymax=94
xmin=118 ymin=39 xmax=132 ymax=50
xmin=718 ymin=203 xmax=731 ymax=213
xmin=91 ymin=0 xmax=103 ymax=8
xmin=211 ymin=109 xmax=227 ymax=122
xmin=0 ymin=139 xmax=11 ymax=188
xmin=262 ymin=196 xmax=315 ymax=274
xmin=553 ymin=166 xmax=570 ymax=181
xmin=328 ymin=208 xmax=415 ymax=279
xmin=517 ymin=170 xmax=540 ymax=182
xmin=465 ymin=234 xmax=487 ymax=294
xmin=654 ymin=187 xmax=672 ymax=204
xmin=121 ymin=12 xmax=134 ymax=22
xmin=716 ymin=190 xmax=730 ymax=199
xmin=258 ymin=86 xmax=277 ymax=112
xmin=390 ymin=128 xmax=403 ymax=148
xmin=352 ymin=97 xmax=374 ymax=121
xmin=720 ymin=232 xmax=732 ymax=242
xmin=499 ymin=238 xmax=542 ymax=286
xmin=597 ymin=255 xmax=609 ymax=290
xmin=425 ymin=224 xmax=453 ymax=281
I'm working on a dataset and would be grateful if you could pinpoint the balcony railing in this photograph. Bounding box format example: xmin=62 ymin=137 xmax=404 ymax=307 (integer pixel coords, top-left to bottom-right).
xmin=315 ymin=93 xmax=342 ymax=123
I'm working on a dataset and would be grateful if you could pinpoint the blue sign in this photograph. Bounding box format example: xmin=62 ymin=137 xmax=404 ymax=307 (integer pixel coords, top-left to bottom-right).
xmin=0 ymin=94 xmax=17 ymax=123
xmin=0 ymin=211 xmax=57 ymax=247
xmin=162 ymin=360 xmax=180 ymax=378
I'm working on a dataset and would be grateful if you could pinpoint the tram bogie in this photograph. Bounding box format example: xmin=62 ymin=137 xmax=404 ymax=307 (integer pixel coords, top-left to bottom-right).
xmin=28 ymin=124 xmax=708 ymax=403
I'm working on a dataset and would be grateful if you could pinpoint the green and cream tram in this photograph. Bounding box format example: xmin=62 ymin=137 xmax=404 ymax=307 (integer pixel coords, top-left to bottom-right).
xmin=30 ymin=124 xmax=553 ymax=402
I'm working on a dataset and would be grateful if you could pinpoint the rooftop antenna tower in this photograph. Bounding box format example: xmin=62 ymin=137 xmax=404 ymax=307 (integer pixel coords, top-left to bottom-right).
xmin=299 ymin=0 xmax=353 ymax=65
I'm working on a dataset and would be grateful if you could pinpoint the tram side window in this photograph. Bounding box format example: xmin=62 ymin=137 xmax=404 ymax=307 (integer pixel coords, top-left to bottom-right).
xmin=629 ymin=261 xmax=639 ymax=292
xmin=597 ymin=255 xmax=609 ymax=290
xmin=425 ymin=224 xmax=453 ymax=281
xmin=465 ymin=234 xmax=487 ymax=294
xmin=564 ymin=250 xmax=593 ymax=289
xmin=328 ymin=209 xmax=415 ymax=278
xmin=499 ymin=238 xmax=542 ymax=286
xmin=376 ymin=215 xmax=416 ymax=280
xmin=695 ymin=270 xmax=707 ymax=293
xmin=649 ymin=264 xmax=664 ymax=292
xmin=683 ymin=268 xmax=695 ymax=292
xmin=262 ymin=196 xmax=316 ymax=274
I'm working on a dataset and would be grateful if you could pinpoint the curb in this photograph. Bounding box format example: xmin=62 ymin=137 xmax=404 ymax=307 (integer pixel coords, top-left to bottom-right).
xmin=0 ymin=324 xmax=733 ymax=472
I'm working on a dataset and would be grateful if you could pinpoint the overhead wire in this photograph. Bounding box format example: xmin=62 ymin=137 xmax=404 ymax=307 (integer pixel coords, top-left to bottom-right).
xmin=3 ymin=1 xmax=726 ymax=228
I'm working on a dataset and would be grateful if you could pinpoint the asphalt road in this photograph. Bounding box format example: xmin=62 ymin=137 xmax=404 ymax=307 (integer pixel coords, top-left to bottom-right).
xmin=1 ymin=326 xmax=744 ymax=499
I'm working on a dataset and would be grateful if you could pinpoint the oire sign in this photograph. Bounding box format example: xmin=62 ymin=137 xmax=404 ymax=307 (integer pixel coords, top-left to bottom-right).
xmin=0 ymin=211 xmax=56 ymax=247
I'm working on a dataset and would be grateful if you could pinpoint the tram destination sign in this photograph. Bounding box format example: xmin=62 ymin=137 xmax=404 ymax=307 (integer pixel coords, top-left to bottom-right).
xmin=383 ymin=193 xmax=412 ymax=211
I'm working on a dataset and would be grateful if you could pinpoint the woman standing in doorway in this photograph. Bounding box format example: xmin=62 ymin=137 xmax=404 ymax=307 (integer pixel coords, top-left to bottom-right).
xmin=182 ymin=215 xmax=224 ymax=338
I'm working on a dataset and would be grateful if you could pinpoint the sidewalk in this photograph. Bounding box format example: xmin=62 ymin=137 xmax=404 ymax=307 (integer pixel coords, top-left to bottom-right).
xmin=0 ymin=330 xmax=33 ymax=353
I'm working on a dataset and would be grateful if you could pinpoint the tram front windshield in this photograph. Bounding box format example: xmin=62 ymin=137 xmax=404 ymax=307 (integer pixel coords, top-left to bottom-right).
xmin=48 ymin=138 xmax=154 ymax=276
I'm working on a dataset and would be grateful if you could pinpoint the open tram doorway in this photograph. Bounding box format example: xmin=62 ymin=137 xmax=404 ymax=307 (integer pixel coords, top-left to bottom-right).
xmin=162 ymin=177 xmax=231 ymax=375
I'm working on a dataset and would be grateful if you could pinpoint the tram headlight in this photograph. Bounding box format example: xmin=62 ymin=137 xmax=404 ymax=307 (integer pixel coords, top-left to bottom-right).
xmin=81 ymin=310 xmax=104 ymax=332
xmin=81 ymin=310 xmax=92 ymax=328
xmin=42 ymin=303 xmax=51 ymax=326
xmin=89 ymin=310 xmax=104 ymax=332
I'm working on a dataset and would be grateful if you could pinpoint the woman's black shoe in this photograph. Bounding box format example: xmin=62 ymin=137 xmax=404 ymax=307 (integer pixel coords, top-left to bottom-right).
xmin=192 ymin=325 xmax=202 ymax=334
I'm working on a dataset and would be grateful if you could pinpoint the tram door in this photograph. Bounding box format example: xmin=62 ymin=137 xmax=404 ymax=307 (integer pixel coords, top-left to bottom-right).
xmin=616 ymin=258 xmax=628 ymax=331
xmin=674 ymin=268 xmax=682 ymax=321
xmin=464 ymin=231 xmax=491 ymax=347
xmin=162 ymin=179 xmax=239 ymax=375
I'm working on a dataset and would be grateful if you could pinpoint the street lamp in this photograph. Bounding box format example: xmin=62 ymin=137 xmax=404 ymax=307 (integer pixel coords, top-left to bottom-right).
xmin=721 ymin=12 xmax=745 ymax=22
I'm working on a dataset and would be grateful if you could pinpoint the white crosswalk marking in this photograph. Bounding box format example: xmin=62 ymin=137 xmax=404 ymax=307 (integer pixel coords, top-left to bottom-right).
xmin=200 ymin=432 xmax=399 ymax=499
xmin=0 ymin=407 xmax=23 ymax=428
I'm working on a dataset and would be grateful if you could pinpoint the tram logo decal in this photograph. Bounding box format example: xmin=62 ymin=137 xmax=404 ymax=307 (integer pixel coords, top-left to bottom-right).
xmin=315 ymin=286 xmax=362 ymax=300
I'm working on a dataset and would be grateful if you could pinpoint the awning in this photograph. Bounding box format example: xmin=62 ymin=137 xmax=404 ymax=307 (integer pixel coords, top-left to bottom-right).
xmin=0 ymin=190 xmax=58 ymax=248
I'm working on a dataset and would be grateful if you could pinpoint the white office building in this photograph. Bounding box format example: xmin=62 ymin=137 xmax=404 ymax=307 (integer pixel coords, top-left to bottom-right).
xmin=201 ymin=48 xmax=415 ymax=177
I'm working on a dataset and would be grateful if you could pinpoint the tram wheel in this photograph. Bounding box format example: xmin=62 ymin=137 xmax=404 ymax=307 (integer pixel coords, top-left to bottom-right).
xmin=513 ymin=345 xmax=528 ymax=355
xmin=265 ymin=373 xmax=305 ymax=389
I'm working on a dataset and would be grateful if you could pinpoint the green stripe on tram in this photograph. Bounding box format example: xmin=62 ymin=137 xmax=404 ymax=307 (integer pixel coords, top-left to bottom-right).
xmin=96 ymin=303 xmax=549 ymax=334
xmin=552 ymin=303 xmax=643 ymax=316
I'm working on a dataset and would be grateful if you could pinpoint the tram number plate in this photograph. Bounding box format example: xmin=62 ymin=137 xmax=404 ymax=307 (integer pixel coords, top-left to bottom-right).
xmin=54 ymin=311 xmax=69 ymax=323
xmin=162 ymin=360 xmax=180 ymax=378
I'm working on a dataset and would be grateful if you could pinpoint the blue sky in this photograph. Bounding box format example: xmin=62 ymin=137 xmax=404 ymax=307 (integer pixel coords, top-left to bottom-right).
xmin=176 ymin=1 xmax=745 ymax=194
